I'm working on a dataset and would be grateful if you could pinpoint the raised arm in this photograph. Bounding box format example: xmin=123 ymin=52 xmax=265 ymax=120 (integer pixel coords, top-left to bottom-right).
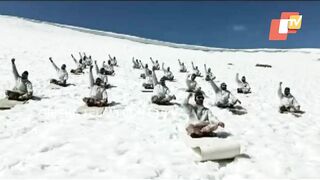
xmin=94 ymin=61 xmax=99 ymax=74
xmin=178 ymin=59 xmax=182 ymax=65
xmin=208 ymin=78 xmax=220 ymax=93
xmin=139 ymin=60 xmax=144 ymax=68
xmin=108 ymin=54 xmax=112 ymax=60
xmin=191 ymin=62 xmax=195 ymax=70
xmin=152 ymin=68 xmax=159 ymax=85
xmin=150 ymin=57 xmax=155 ymax=64
xmin=89 ymin=66 xmax=94 ymax=88
xmin=132 ymin=57 xmax=136 ymax=65
xmin=162 ymin=63 xmax=166 ymax=72
xmin=235 ymin=73 xmax=242 ymax=85
xmin=204 ymin=64 xmax=208 ymax=73
xmin=11 ymin=58 xmax=20 ymax=80
xmin=278 ymin=82 xmax=284 ymax=99
xmin=79 ymin=52 xmax=83 ymax=60
xmin=71 ymin=54 xmax=78 ymax=64
xmin=186 ymin=74 xmax=191 ymax=84
xmin=49 ymin=57 xmax=59 ymax=72
xmin=183 ymin=93 xmax=193 ymax=114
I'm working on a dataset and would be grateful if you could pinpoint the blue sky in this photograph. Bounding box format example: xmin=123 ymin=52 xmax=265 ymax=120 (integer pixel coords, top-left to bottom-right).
xmin=0 ymin=1 xmax=319 ymax=49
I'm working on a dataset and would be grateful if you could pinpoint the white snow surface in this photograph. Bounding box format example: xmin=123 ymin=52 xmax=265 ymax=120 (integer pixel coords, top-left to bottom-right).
xmin=0 ymin=15 xmax=320 ymax=179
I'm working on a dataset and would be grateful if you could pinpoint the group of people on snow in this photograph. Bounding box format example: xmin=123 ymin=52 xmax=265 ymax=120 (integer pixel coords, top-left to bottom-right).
xmin=4 ymin=54 xmax=302 ymax=138
xmin=131 ymin=57 xmax=302 ymax=137
xmin=5 ymin=53 xmax=118 ymax=108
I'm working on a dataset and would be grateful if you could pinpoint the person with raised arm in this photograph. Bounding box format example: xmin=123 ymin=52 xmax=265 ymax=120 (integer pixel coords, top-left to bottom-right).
xmin=204 ymin=64 xmax=216 ymax=81
xmin=151 ymin=67 xmax=176 ymax=104
xmin=139 ymin=60 xmax=150 ymax=79
xmin=186 ymin=73 xmax=199 ymax=92
xmin=235 ymin=73 xmax=251 ymax=93
xmin=49 ymin=57 xmax=68 ymax=86
xmin=5 ymin=58 xmax=33 ymax=101
xmin=150 ymin=57 xmax=160 ymax=70
xmin=94 ymin=60 xmax=109 ymax=87
xmin=184 ymin=91 xmax=225 ymax=138
xmin=83 ymin=66 xmax=108 ymax=107
xmin=108 ymin=54 xmax=118 ymax=67
xmin=162 ymin=62 xmax=174 ymax=81
xmin=70 ymin=54 xmax=85 ymax=74
xmin=191 ymin=61 xmax=201 ymax=77
xmin=208 ymin=78 xmax=241 ymax=108
xmin=278 ymin=82 xmax=300 ymax=113
xmin=102 ymin=60 xmax=115 ymax=76
xmin=132 ymin=57 xmax=141 ymax=69
xmin=85 ymin=55 xmax=93 ymax=67
xmin=142 ymin=69 xmax=154 ymax=89
xmin=178 ymin=59 xmax=187 ymax=72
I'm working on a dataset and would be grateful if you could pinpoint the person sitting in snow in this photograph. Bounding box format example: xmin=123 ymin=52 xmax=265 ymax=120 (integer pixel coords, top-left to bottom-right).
xmin=70 ymin=54 xmax=85 ymax=74
xmin=108 ymin=54 xmax=118 ymax=67
xmin=278 ymin=82 xmax=300 ymax=113
xmin=5 ymin=58 xmax=33 ymax=101
xmin=132 ymin=57 xmax=141 ymax=69
xmin=184 ymin=91 xmax=225 ymax=138
xmin=178 ymin=59 xmax=187 ymax=73
xmin=49 ymin=57 xmax=68 ymax=86
xmin=191 ymin=61 xmax=202 ymax=77
xmin=83 ymin=66 xmax=108 ymax=107
xmin=142 ymin=70 xmax=154 ymax=89
xmin=235 ymin=73 xmax=251 ymax=94
xmin=82 ymin=52 xmax=93 ymax=67
xmin=94 ymin=60 xmax=109 ymax=88
xmin=208 ymin=79 xmax=241 ymax=108
xmin=150 ymin=57 xmax=160 ymax=70
xmin=102 ymin=60 xmax=115 ymax=76
xmin=204 ymin=64 xmax=216 ymax=81
xmin=162 ymin=63 xmax=174 ymax=81
xmin=151 ymin=67 xmax=176 ymax=105
xmin=139 ymin=60 xmax=150 ymax=79
xmin=186 ymin=73 xmax=200 ymax=92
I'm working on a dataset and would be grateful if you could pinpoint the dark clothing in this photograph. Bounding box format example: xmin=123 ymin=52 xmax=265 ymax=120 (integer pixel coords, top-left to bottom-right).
xmin=5 ymin=90 xmax=29 ymax=101
xmin=83 ymin=97 xmax=108 ymax=107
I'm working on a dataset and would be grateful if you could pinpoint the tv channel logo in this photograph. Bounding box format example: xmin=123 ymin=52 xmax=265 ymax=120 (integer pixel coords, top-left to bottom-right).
xmin=269 ymin=12 xmax=302 ymax=41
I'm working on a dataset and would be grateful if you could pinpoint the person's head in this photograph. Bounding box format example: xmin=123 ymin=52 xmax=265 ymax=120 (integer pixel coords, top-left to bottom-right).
xmin=61 ymin=64 xmax=66 ymax=70
xmin=241 ymin=76 xmax=246 ymax=83
xmin=220 ymin=82 xmax=227 ymax=90
xmin=208 ymin=68 xmax=211 ymax=72
xmin=145 ymin=64 xmax=148 ymax=68
xmin=79 ymin=59 xmax=83 ymax=64
xmin=284 ymin=87 xmax=290 ymax=96
xmin=95 ymin=77 xmax=102 ymax=85
xmin=191 ymin=74 xmax=196 ymax=81
xmin=148 ymin=70 xmax=152 ymax=75
xmin=99 ymin=68 xmax=105 ymax=74
xmin=194 ymin=91 xmax=205 ymax=105
xmin=167 ymin=67 xmax=170 ymax=71
xmin=136 ymin=59 xmax=139 ymax=62
xmin=21 ymin=71 xmax=29 ymax=80
xmin=160 ymin=76 xmax=167 ymax=86
xmin=108 ymin=60 xmax=111 ymax=65
xmin=156 ymin=60 xmax=158 ymax=63
xmin=196 ymin=66 xmax=198 ymax=70
xmin=182 ymin=62 xmax=184 ymax=66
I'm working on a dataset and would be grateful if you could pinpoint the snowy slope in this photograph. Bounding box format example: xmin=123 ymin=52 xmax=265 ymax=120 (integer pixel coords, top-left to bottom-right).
xmin=0 ymin=15 xmax=320 ymax=179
